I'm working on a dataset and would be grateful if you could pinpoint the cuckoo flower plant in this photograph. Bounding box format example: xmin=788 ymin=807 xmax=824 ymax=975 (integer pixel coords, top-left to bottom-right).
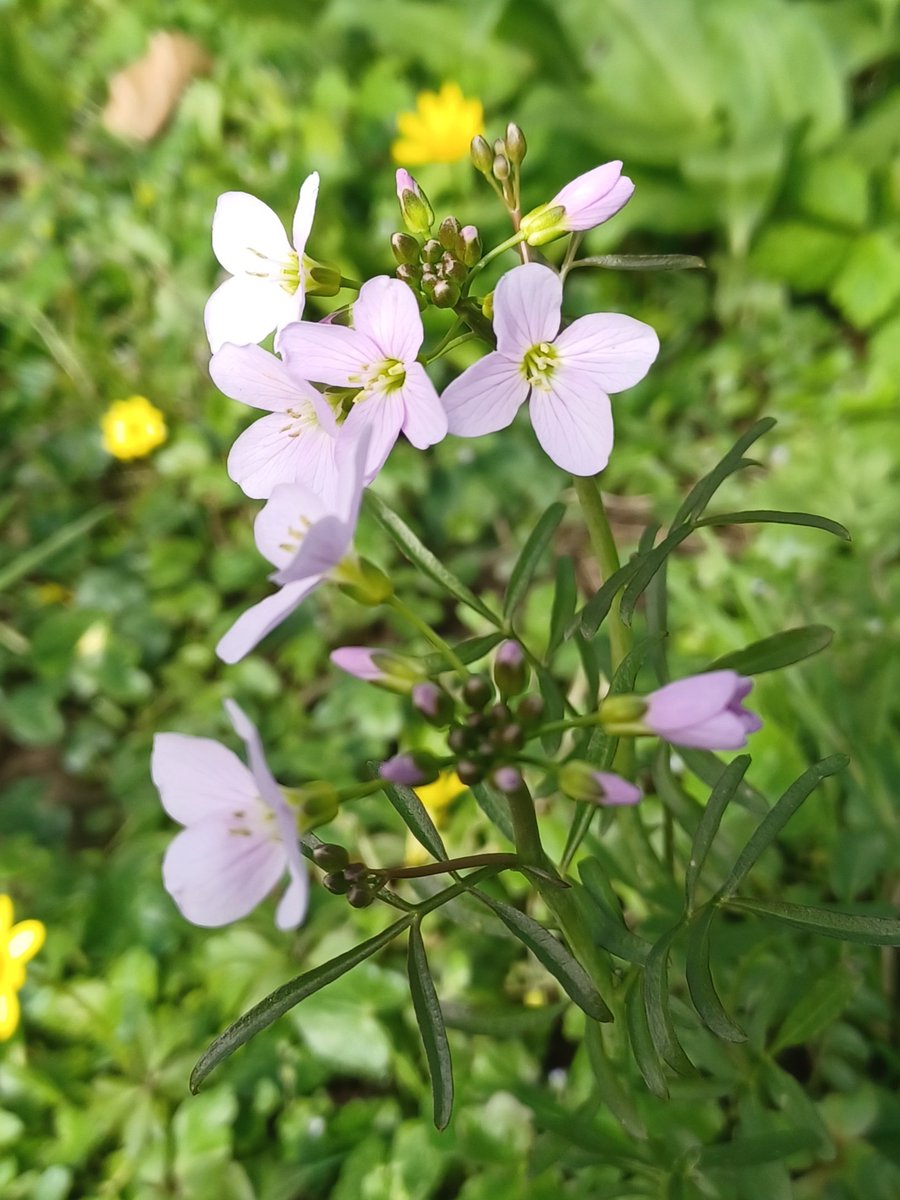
xmin=644 ymin=671 xmax=762 ymax=750
xmin=152 ymin=700 xmax=308 ymax=929
xmin=521 ymin=161 xmax=635 ymax=246
xmin=442 ymin=262 xmax=659 ymax=475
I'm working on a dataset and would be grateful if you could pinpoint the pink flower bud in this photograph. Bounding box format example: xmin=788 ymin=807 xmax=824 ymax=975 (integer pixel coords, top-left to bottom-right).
xmin=644 ymin=671 xmax=762 ymax=750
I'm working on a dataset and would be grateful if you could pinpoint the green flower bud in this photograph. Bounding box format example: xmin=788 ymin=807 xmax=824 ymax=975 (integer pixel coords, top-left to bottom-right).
xmin=442 ymin=253 xmax=468 ymax=284
xmin=303 ymin=258 xmax=343 ymax=297
xmin=505 ymin=123 xmax=527 ymax=165
xmin=438 ymin=216 xmax=463 ymax=256
xmin=463 ymin=675 xmax=494 ymax=710
xmin=422 ymin=239 xmax=443 ymax=264
xmin=519 ymin=203 xmax=567 ymax=247
xmin=396 ymin=168 xmax=434 ymax=233
xmin=432 ymin=280 xmax=460 ymax=308
xmin=598 ymin=694 xmax=648 ymax=731
xmin=470 ymin=134 xmax=494 ymax=175
xmin=493 ymin=153 xmax=510 ymax=182
xmin=335 ymin=557 xmax=394 ymax=606
xmin=460 ymin=225 xmax=482 ymax=267
xmin=396 ymin=263 xmax=422 ymax=286
xmin=558 ymin=762 xmax=642 ymax=807
xmin=391 ymin=232 xmax=421 ymax=265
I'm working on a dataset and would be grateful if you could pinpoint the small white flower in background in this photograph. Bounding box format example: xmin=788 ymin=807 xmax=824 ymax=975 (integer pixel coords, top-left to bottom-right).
xmin=204 ymin=173 xmax=319 ymax=352
xmin=152 ymin=700 xmax=308 ymax=929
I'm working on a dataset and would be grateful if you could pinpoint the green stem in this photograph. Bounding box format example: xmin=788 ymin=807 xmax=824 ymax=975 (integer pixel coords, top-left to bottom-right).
xmin=464 ymin=230 xmax=527 ymax=291
xmin=383 ymin=852 xmax=519 ymax=880
xmin=387 ymin=594 xmax=468 ymax=676
xmin=572 ymin=475 xmax=631 ymax=672
xmin=339 ymin=275 xmax=363 ymax=290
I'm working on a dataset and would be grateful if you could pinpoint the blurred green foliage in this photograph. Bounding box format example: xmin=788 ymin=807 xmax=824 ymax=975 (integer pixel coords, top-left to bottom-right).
xmin=1 ymin=0 xmax=900 ymax=1195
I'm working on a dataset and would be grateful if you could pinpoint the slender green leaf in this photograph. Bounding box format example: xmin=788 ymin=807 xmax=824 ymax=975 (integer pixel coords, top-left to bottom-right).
xmin=190 ymin=917 xmax=413 ymax=1091
xmin=0 ymin=504 xmax=113 ymax=593
xmin=442 ymin=1000 xmax=567 ymax=1036
xmin=537 ymin=666 xmax=565 ymax=753
xmin=365 ymin=491 xmax=501 ymax=624
xmin=726 ymin=897 xmax=900 ymax=945
xmin=575 ymin=867 xmax=651 ymax=964
xmin=685 ymin=755 xmax=751 ymax=911
xmin=620 ymin=527 xmax=694 ymax=627
xmin=585 ymin=1022 xmax=647 ymax=1139
xmin=644 ymin=551 xmax=670 ymax=682
xmin=504 ymin=501 xmax=566 ymax=619
xmin=625 ymin=973 xmax=668 ymax=1099
xmin=772 ymin=965 xmax=857 ymax=1053
xmin=719 ymin=755 xmax=849 ymax=899
xmin=696 ymin=1130 xmax=819 ymax=1169
xmin=377 ymin=773 xmax=448 ymax=862
xmin=706 ymin=625 xmax=834 ymax=675
xmin=696 ymin=509 xmax=851 ymax=541
xmin=407 ymin=922 xmax=454 ymax=1130
xmin=685 ymin=906 xmax=746 ymax=1042
xmin=548 ymin=556 xmax=578 ymax=655
xmin=421 ymin=631 xmax=503 ymax=673
xmin=681 ymin=748 xmax=769 ymax=815
xmin=672 ymin=418 xmax=777 ymax=528
xmin=575 ymin=253 xmax=706 ymax=271
xmin=470 ymin=780 xmax=515 ymax=842
xmin=576 ymin=557 xmax=642 ymax=638
xmin=652 ymin=746 xmax=703 ymax=836
xmin=643 ymin=925 xmax=694 ymax=1073
xmin=471 ymin=889 xmax=612 ymax=1021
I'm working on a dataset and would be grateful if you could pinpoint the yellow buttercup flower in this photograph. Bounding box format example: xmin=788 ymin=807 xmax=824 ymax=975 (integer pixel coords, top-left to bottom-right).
xmin=0 ymin=895 xmax=45 ymax=1041
xmin=392 ymin=83 xmax=484 ymax=166
xmin=405 ymin=771 xmax=469 ymax=867
xmin=101 ymin=395 xmax=167 ymax=460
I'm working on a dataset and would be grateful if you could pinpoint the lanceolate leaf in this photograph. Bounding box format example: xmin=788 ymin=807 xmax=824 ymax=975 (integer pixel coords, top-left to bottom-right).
xmin=471 ymin=889 xmax=612 ymax=1021
xmin=620 ymin=527 xmax=694 ymax=626
xmin=503 ymin=500 xmax=566 ymax=619
xmin=771 ymin=965 xmax=857 ymax=1053
xmin=625 ymin=973 xmax=668 ymax=1099
xmin=707 ymin=625 xmax=834 ymax=675
xmin=407 ymin=922 xmax=454 ymax=1130
xmin=576 ymin=557 xmax=642 ymax=638
xmin=470 ymin=780 xmax=515 ymax=842
xmin=575 ymin=253 xmax=707 ymax=271
xmin=574 ymin=873 xmax=651 ymax=965
xmin=719 ymin=755 xmax=849 ymax=899
xmin=585 ymin=1022 xmax=647 ymax=1139
xmin=365 ymin=491 xmax=501 ymax=625
xmin=421 ymin=631 xmax=503 ymax=673
xmin=685 ymin=755 xmax=751 ymax=911
xmin=672 ymin=418 xmax=776 ymax=528
xmin=537 ymin=666 xmax=566 ymax=753
xmin=680 ymin=748 xmax=769 ymax=816
xmin=548 ymin=555 xmax=578 ymax=655
xmin=695 ymin=509 xmax=851 ymax=541
xmin=726 ymin=897 xmax=900 ymax=945
xmin=685 ymin=906 xmax=746 ymax=1042
xmin=378 ymin=774 xmax=448 ymax=862
xmin=643 ymin=925 xmax=694 ymax=1073
xmin=190 ymin=916 xmax=413 ymax=1092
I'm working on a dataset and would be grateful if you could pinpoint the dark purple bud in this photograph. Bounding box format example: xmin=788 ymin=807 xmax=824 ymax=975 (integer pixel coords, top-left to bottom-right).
xmin=494 ymin=640 xmax=529 ymax=698
xmin=412 ymin=681 xmax=453 ymax=726
xmin=447 ymin=726 xmax=470 ymax=754
xmin=463 ymin=675 xmax=493 ymax=710
xmin=347 ymin=884 xmax=375 ymax=908
xmin=312 ymin=843 xmax=350 ymax=871
xmin=516 ymin=695 xmax=545 ymax=729
xmin=379 ymin=752 xmax=439 ymax=788
xmin=457 ymin=759 xmax=485 ymax=786
xmin=322 ymin=872 xmax=350 ymax=895
xmin=493 ymin=765 xmax=525 ymax=795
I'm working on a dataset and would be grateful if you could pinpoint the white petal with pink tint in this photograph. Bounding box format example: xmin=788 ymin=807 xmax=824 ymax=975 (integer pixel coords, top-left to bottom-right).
xmin=291 ymin=173 xmax=320 ymax=256
xmin=399 ymin=362 xmax=447 ymax=449
xmin=352 ymin=275 xmax=424 ymax=362
xmin=151 ymin=735 xmax=257 ymax=825
xmin=341 ymin=389 xmax=406 ymax=479
xmin=210 ymin=343 xmax=311 ymax=412
xmin=494 ymin=263 xmax=562 ymax=358
xmin=212 ymin=192 xmax=292 ymax=276
xmin=205 ymin=276 xmax=300 ymax=354
xmin=253 ymin=482 xmax=332 ymax=569
xmin=442 ymin=352 xmax=528 ymax=436
xmin=227 ymin=411 xmax=339 ymax=501
xmin=279 ymin=323 xmax=375 ymax=387
xmin=529 ymin=370 xmax=614 ymax=476
xmin=217 ymin=577 xmax=323 ymax=664
xmin=555 ymin=313 xmax=659 ymax=393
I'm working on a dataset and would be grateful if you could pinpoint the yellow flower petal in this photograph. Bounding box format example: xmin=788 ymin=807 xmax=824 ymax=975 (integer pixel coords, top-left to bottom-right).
xmin=414 ymin=771 xmax=468 ymax=814
xmin=0 ymin=896 xmax=11 ymax=936
xmin=7 ymin=920 xmax=45 ymax=965
xmin=101 ymin=395 xmax=168 ymax=461
xmin=391 ymin=82 xmax=484 ymax=165
xmin=0 ymin=986 xmax=20 ymax=1041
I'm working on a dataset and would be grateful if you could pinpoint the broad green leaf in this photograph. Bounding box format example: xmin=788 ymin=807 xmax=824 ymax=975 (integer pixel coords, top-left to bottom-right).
xmin=574 ymin=253 xmax=706 ymax=271
xmin=625 ymin=973 xmax=668 ymax=1099
xmin=548 ymin=556 xmax=577 ymax=655
xmin=695 ymin=510 xmax=850 ymax=541
xmin=421 ymin=631 xmax=503 ymax=673
xmin=719 ymin=755 xmax=849 ymax=899
xmin=696 ymin=1129 xmax=818 ymax=1169
xmin=471 ymin=889 xmax=612 ymax=1021
xmin=470 ymin=781 xmax=515 ymax=842
xmin=726 ymin=897 xmax=900 ymax=946
xmin=190 ymin=917 xmax=412 ymax=1092
xmin=575 ymin=558 xmax=642 ymax=638
xmin=377 ymin=775 xmax=448 ymax=862
xmin=365 ymin=491 xmax=501 ymax=625
xmin=620 ymin=527 xmax=694 ymax=627
xmin=643 ymin=925 xmax=694 ymax=1074
xmin=706 ymin=625 xmax=834 ymax=675
xmin=684 ymin=906 xmax=746 ymax=1043
xmin=0 ymin=504 xmax=113 ymax=592
xmin=407 ymin=922 xmax=453 ymax=1130
xmin=685 ymin=755 xmax=750 ymax=911
xmin=585 ymin=1022 xmax=647 ymax=1139
xmin=672 ymin=418 xmax=776 ymax=528
xmin=503 ymin=501 xmax=566 ymax=620
xmin=771 ymin=965 xmax=857 ymax=1054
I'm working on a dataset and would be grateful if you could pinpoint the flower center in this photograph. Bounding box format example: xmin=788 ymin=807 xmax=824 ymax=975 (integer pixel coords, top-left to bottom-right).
xmin=278 ymin=514 xmax=314 ymax=557
xmin=347 ymin=358 xmax=407 ymax=406
xmin=280 ymin=400 xmax=319 ymax=438
xmin=245 ymin=247 xmax=302 ymax=294
xmin=521 ymin=342 xmax=557 ymax=391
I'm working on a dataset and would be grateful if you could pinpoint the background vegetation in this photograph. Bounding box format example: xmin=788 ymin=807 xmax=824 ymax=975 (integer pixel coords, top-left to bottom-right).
xmin=1 ymin=0 xmax=899 ymax=1196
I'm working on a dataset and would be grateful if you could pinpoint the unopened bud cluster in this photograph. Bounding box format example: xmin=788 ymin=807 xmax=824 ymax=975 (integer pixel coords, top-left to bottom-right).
xmin=315 ymin=844 xmax=382 ymax=908
xmin=391 ymin=209 xmax=482 ymax=310
xmin=471 ymin=123 xmax=527 ymax=212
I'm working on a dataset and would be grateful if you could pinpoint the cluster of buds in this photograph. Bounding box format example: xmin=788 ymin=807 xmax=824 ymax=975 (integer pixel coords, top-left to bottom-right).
xmin=392 ymin=174 xmax=482 ymax=310
xmin=471 ymin=123 xmax=527 ymax=216
xmin=314 ymin=843 xmax=381 ymax=908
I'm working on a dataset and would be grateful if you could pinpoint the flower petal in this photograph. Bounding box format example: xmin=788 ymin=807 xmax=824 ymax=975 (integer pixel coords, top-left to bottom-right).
xmin=555 ymin=313 xmax=659 ymax=393
xmin=352 ymin=275 xmax=423 ymax=362
xmin=6 ymin=921 xmax=45 ymax=965
xmin=0 ymin=896 xmax=11 ymax=936
xmin=340 ymin=389 xmax=406 ymax=479
xmin=663 ymin=712 xmax=753 ymax=750
xmin=593 ymin=772 xmax=642 ymax=806
xmin=646 ymin=671 xmax=744 ymax=735
xmin=442 ymin=352 xmax=528 ymax=437
xmin=399 ymin=362 xmax=447 ymax=449
xmin=216 ymin=577 xmax=323 ymax=664
xmin=204 ymin=276 xmax=300 ymax=353
xmin=227 ymin=412 xmax=340 ymax=501
xmin=292 ymin=172 xmax=320 ymax=255
xmin=331 ymin=646 xmax=382 ymax=681
xmin=278 ymin=322 xmax=374 ymax=387
xmin=494 ymin=263 xmax=562 ymax=358
xmin=151 ymin=733 xmax=258 ymax=825
xmin=209 ymin=343 xmax=310 ymax=412
xmin=529 ymin=370 xmax=615 ymax=475
xmin=253 ymin=482 xmax=332 ymax=569
xmin=212 ymin=192 xmax=292 ymax=276
xmin=0 ymin=987 xmax=20 ymax=1041
xmin=275 ymin=869 xmax=309 ymax=930
xmin=162 ymin=818 xmax=286 ymax=927
xmin=551 ymin=162 xmax=634 ymax=231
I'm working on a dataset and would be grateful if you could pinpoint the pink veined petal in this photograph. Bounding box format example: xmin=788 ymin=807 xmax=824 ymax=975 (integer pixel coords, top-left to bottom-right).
xmin=442 ymin=352 xmax=528 ymax=437
xmin=593 ymin=771 xmax=642 ymax=806
xmin=205 ymin=276 xmax=298 ymax=353
xmin=292 ymin=172 xmax=320 ymax=256
xmin=555 ymin=313 xmax=660 ymax=393
xmin=162 ymin=818 xmax=286 ymax=927
xmin=210 ymin=343 xmax=310 ymax=412
xmin=278 ymin=323 xmax=375 ymax=387
xmin=254 ymin=482 xmax=333 ymax=569
xmin=339 ymin=389 xmax=406 ymax=480
xmin=529 ymin=368 xmax=615 ymax=476
xmin=227 ymin=412 xmax=340 ymax=502
xmin=551 ymin=162 xmax=634 ymax=231
xmin=351 ymin=275 xmax=424 ymax=363
xmin=664 ymin=712 xmax=752 ymax=751
xmin=399 ymin=362 xmax=447 ymax=449
xmin=151 ymin=734 xmax=258 ymax=825
xmin=216 ymin=576 xmax=323 ymax=664
xmin=212 ymin=192 xmax=292 ymax=276
xmin=646 ymin=671 xmax=743 ymax=734
xmin=275 ymin=869 xmax=309 ymax=930
xmin=494 ymin=263 xmax=562 ymax=358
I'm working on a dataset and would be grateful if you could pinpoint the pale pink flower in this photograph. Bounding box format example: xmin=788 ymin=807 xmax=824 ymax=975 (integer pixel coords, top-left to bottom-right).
xmin=645 ymin=671 xmax=762 ymax=750
xmin=204 ymin=173 xmax=319 ymax=352
xmin=217 ymin=434 xmax=368 ymax=664
xmin=520 ymin=162 xmax=634 ymax=246
xmin=278 ymin=275 xmax=447 ymax=480
xmin=559 ymin=762 xmax=642 ymax=806
xmin=152 ymin=700 xmax=308 ymax=929
xmin=442 ymin=262 xmax=658 ymax=475
xmin=210 ymin=342 xmax=340 ymax=501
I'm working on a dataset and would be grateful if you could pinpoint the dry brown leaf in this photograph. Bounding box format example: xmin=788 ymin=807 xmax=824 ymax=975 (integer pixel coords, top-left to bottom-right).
xmin=102 ymin=31 xmax=211 ymax=142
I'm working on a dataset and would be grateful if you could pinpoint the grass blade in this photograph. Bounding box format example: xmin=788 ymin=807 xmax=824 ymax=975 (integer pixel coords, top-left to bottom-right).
xmin=408 ymin=921 xmax=454 ymax=1129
